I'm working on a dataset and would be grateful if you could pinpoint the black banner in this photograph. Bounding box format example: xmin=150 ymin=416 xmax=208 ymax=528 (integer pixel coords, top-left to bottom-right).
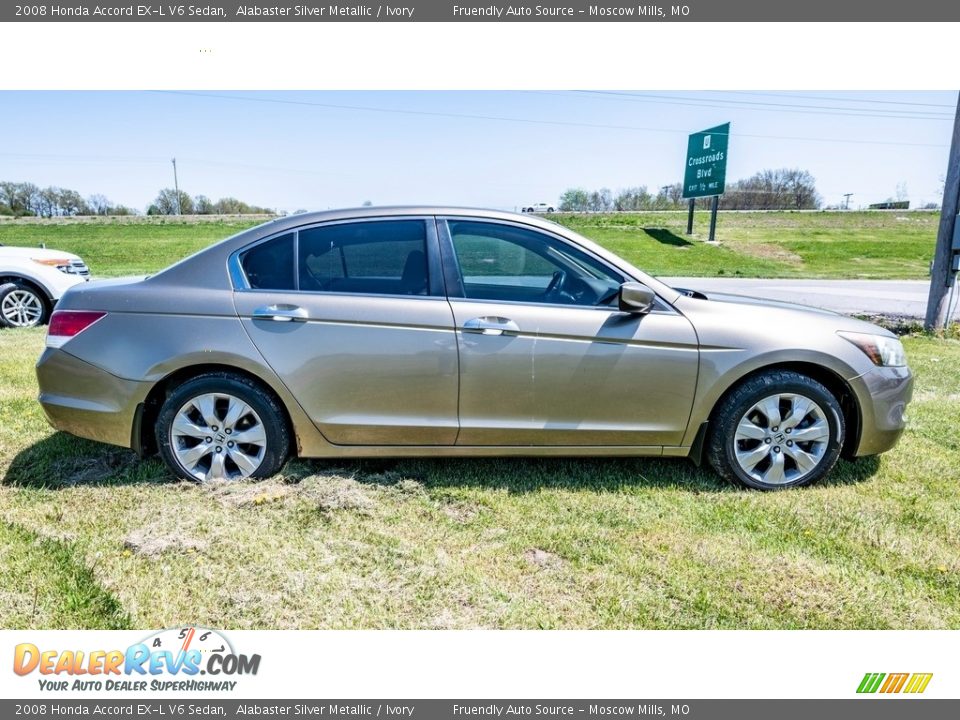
xmin=3 ymin=0 xmax=960 ymax=22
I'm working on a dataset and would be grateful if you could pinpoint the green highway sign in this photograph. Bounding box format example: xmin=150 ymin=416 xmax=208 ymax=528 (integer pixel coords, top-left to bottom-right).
xmin=682 ymin=123 xmax=730 ymax=199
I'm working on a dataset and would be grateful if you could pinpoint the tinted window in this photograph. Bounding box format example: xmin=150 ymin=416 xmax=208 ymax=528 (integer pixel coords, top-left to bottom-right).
xmin=448 ymin=221 xmax=623 ymax=306
xmin=241 ymin=233 xmax=295 ymax=290
xmin=299 ymin=220 xmax=429 ymax=296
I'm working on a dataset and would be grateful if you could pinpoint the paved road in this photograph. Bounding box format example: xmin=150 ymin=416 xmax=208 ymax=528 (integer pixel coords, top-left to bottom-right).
xmin=659 ymin=277 xmax=960 ymax=321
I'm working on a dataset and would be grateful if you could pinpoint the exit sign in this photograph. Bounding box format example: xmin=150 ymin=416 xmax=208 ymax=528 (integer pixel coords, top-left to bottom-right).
xmin=682 ymin=123 xmax=730 ymax=199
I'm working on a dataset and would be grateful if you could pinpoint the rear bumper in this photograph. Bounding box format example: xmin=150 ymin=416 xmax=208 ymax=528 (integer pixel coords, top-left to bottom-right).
xmin=36 ymin=347 xmax=150 ymax=449
xmin=849 ymin=365 xmax=914 ymax=457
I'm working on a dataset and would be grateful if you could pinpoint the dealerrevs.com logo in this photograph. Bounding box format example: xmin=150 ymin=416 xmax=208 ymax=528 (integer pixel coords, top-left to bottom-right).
xmin=13 ymin=626 xmax=260 ymax=693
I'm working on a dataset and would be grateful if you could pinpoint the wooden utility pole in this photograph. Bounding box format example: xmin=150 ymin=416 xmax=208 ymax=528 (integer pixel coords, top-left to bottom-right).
xmin=925 ymin=93 xmax=960 ymax=331
xmin=171 ymin=158 xmax=182 ymax=216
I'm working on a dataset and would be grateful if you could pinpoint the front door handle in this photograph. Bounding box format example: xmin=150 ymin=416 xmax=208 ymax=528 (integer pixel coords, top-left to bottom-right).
xmin=462 ymin=316 xmax=520 ymax=336
xmin=252 ymin=304 xmax=309 ymax=322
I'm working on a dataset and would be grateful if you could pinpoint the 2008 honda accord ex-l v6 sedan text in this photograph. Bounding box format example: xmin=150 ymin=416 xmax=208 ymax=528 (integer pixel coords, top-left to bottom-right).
xmin=36 ymin=208 xmax=913 ymax=490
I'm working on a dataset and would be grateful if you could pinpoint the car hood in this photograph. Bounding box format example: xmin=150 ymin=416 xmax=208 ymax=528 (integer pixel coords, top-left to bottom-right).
xmin=685 ymin=289 xmax=840 ymax=316
xmin=0 ymin=246 xmax=83 ymax=261
xmin=673 ymin=287 xmax=896 ymax=337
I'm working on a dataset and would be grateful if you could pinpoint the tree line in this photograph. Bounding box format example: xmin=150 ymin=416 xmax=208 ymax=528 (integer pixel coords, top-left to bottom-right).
xmin=558 ymin=168 xmax=821 ymax=212
xmin=146 ymin=188 xmax=273 ymax=216
xmin=0 ymin=181 xmax=136 ymax=217
xmin=0 ymin=181 xmax=274 ymax=217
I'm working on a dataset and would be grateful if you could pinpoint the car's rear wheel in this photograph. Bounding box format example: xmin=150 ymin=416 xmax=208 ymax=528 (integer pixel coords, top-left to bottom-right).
xmin=156 ymin=373 xmax=290 ymax=483
xmin=0 ymin=281 xmax=49 ymax=328
xmin=706 ymin=370 xmax=844 ymax=489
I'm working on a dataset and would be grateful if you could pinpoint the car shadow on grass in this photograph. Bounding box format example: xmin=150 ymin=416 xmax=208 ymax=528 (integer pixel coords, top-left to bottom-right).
xmin=4 ymin=432 xmax=882 ymax=493
xmin=2 ymin=432 xmax=171 ymax=489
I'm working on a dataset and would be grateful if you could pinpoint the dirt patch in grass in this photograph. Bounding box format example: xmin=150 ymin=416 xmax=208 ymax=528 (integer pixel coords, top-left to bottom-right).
xmin=209 ymin=472 xmax=376 ymax=513
xmin=442 ymin=501 xmax=481 ymax=524
xmin=524 ymin=548 xmax=562 ymax=568
xmin=299 ymin=475 xmax=374 ymax=513
xmin=123 ymin=526 xmax=208 ymax=557
xmin=211 ymin=478 xmax=296 ymax=507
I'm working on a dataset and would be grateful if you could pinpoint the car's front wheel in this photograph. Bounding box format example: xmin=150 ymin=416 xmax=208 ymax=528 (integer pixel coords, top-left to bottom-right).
xmin=156 ymin=373 xmax=290 ymax=483
xmin=706 ymin=370 xmax=844 ymax=489
xmin=0 ymin=281 xmax=49 ymax=328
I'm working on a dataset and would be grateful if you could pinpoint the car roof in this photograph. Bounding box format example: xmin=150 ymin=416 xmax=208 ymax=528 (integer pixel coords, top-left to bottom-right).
xmin=255 ymin=205 xmax=564 ymax=234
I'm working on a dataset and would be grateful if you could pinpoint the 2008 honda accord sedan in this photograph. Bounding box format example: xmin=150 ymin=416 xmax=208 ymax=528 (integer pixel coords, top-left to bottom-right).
xmin=36 ymin=207 xmax=913 ymax=489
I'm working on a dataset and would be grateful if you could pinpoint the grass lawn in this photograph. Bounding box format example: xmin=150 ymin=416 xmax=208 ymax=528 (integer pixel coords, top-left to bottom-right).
xmin=2 ymin=327 xmax=958 ymax=629
xmin=557 ymin=211 xmax=939 ymax=279
xmin=0 ymin=210 xmax=940 ymax=279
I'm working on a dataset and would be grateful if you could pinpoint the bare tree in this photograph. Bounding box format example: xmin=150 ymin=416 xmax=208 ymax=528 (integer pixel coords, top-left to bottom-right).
xmin=149 ymin=188 xmax=194 ymax=215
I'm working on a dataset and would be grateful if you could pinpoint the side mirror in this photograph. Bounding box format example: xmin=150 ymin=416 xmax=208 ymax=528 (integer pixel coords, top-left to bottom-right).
xmin=618 ymin=282 xmax=656 ymax=314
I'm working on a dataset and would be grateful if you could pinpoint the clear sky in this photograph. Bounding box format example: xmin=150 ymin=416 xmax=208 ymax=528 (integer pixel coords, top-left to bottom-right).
xmin=0 ymin=90 xmax=956 ymax=213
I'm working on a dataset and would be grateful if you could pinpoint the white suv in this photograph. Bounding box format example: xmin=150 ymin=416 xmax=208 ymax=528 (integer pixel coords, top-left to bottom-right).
xmin=0 ymin=245 xmax=90 ymax=327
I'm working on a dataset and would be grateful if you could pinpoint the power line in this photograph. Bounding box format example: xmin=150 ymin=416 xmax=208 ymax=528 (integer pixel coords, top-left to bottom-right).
xmin=570 ymin=90 xmax=955 ymax=120
xmin=149 ymin=91 xmax=949 ymax=149
xmin=703 ymin=90 xmax=957 ymax=110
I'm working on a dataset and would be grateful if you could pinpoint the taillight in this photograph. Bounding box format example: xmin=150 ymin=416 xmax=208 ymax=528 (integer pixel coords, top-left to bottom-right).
xmin=46 ymin=310 xmax=107 ymax=348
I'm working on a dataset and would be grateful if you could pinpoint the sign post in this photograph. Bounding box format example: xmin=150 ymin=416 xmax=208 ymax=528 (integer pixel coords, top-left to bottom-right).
xmin=682 ymin=122 xmax=730 ymax=240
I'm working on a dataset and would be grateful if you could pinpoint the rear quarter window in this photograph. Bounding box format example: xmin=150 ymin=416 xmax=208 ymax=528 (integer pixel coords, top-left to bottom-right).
xmin=240 ymin=233 xmax=295 ymax=290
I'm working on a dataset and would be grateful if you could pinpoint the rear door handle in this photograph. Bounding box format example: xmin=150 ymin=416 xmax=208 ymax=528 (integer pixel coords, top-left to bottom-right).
xmin=252 ymin=304 xmax=309 ymax=322
xmin=462 ymin=316 xmax=520 ymax=336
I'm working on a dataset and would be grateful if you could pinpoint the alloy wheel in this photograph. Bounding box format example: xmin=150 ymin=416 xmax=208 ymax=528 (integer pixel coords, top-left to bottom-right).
xmin=1 ymin=289 xmax=44 ymax=327
xmin=733 ymin=392 xmax=831 ymax=485
xmin=171 ymin=392 xmax=267 ymax=482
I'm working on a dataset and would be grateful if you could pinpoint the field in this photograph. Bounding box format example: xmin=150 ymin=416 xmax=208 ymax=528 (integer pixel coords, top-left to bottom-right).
xmin=0 ymin=210 xmax=940 ymax=280
xmin=2 ymin=326 xmax=959 ymax=629
xmin=1 ymin=209 xmax=957 ymax=630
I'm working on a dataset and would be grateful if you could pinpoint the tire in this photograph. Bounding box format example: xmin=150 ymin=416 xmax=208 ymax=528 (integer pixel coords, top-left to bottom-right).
xmin=0 ymin=283 xmax=15 ymax=328
xmin=706 ymin=370 xmax=844 ymax=490
xmin=547 ymin=207 xmax=555 ymax=213
xmin=156 ymin=372 xmax=290 ymax=483
xmin=0 ymin=280 xmax=49 ymax=328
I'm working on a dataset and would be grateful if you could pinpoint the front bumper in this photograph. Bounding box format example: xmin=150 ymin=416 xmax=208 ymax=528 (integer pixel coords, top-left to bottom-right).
xmin=36 ymin=347 xmax=151 ymax=449
xmin=849 ymin=364 xmax=914 ymax=457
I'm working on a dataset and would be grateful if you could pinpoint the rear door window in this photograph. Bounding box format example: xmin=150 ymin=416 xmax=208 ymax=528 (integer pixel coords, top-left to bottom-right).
xmin=298 ymin=220 xmax=429 ymax=296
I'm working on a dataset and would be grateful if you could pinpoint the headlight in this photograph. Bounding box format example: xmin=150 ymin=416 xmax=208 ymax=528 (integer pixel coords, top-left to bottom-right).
xmin=838 ymin=331 xmax=907 ymax=367
xmin=32 ymin=258 xmax=74 ymax=274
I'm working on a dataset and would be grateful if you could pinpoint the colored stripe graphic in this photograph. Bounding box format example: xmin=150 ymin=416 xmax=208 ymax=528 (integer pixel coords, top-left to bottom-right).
xmin=857 ymin=673 xmax=885 ymax=693
xmin=904 ymin=673 xmax=933 ymax=694
xmin=857 ymin=672 xmax=932 ymax=694
xmin=880 ymin=673 xmax=909 ymax=693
